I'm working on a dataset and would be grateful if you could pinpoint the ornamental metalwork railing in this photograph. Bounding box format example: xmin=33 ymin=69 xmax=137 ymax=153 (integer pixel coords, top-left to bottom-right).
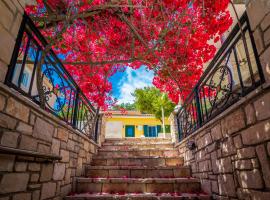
xmin=5 ymin=14 xmax=99 ymax=142
xmin=176 ymin=12 xmax=265 ymax=142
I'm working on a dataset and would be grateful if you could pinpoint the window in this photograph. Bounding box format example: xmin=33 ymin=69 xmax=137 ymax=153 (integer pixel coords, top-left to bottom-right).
xmin=21 ymin=72 xmax=29 ymax=87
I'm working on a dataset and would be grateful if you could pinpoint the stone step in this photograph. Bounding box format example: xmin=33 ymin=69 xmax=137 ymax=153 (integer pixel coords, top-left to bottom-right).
xmin=101 ymin=144 xmax=174 ymax=151
xmin=75 ymin=178 xmax=202 ymax=194
xmin=97 ymin=149 xmax=179 ymax=158
xmin=91 ymin=157 xmax=184 ymax=167
xmin=103 ymin=141 xmax=174 ymax=146
xmin=85 ymin=166 xmax=191 ymax=178
xmin=105 ymin=138 xmax=172 ymax=143
xmin=65 ymin=193 xmax=210 ymax=200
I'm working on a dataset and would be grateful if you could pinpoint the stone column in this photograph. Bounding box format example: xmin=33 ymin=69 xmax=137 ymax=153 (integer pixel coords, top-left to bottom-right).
xmin=0 ymin=0 xmax=27 ymax=82
xmin=246 ymin=0 xmax=270 ymax=83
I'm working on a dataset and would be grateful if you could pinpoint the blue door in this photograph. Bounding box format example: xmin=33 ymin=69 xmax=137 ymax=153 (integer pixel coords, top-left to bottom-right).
xmin=144 ymin=125 xmax=157 ymax=137
xmin=125 ymin=125 xmax=135 ymax=137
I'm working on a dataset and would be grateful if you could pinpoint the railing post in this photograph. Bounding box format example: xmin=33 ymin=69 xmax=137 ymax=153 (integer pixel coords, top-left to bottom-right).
xmin=72 ymin=90 xmax=79 ymax=128
xmin=194 ymin=86 xmax=203 ymax=128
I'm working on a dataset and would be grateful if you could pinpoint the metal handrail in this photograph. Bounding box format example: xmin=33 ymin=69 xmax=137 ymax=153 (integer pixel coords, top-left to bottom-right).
xmin=176 ymin=12 xmax=265 ymax=141
xmin=5 ymin=13 xmax=100 ymax=142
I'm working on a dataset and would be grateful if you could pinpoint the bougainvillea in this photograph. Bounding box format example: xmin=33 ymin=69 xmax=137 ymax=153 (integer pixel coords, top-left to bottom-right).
xmin=25 ymin=0 xmax=232 ymax=108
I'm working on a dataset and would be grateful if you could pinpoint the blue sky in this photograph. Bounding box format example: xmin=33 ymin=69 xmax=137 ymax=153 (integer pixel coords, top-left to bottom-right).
xmin=109 ymin=66 xmax=154 ymax=104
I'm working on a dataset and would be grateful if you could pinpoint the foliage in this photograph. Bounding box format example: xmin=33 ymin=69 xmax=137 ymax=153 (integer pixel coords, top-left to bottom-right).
xmin=25 ymin=0 xmax=232 ymax=108
xmin=112 ymin=103 xmax=136 ymax=111
xmin=133 ymin=87 xmax=175 ymax=121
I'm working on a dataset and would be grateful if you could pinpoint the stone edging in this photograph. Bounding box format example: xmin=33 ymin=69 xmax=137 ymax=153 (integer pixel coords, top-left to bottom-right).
xmin=175 ymin=82 xmax=270 ymax=148
xmin=0 ymin=83 xmax=101 ymax=148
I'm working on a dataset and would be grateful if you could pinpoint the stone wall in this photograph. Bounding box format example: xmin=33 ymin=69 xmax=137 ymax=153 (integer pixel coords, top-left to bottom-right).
xmin=175 ymin=85 xmax=270 ymax=199
xmin=174 ymin=2 xmax=270 ymax=199
xmin=0 ymin=0 xmax=25 ymax=83
xmin=0 ymin=1 xmax=102 ymax=199
xmin=0 ymin=82 xmax=101 ymax=199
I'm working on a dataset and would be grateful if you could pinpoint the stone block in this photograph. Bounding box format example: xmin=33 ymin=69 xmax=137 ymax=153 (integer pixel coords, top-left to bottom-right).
xmin=51 ymin=138 xmax=60 ymax=155
xmin=233 ymin=134 xmax=243 ymax=149
xmin=268 ymin=142 xmax=270 ymax=156
xmin=0 ymin=94 xmax=6 ymax=111
xmin=218 ymin=174 xmax=236 ymax=197
xmin=32 ymin=190 xmax=40 ymax=200
xmin=28 ymin=163 xmax=40 ymax=171
xmin=40 ymin=163 xmax=53 ymax=182
xmin=218 ymin=157 xmax=233 ymax=173
xmin=10 ymin=12 xmax=23 ymax=38
xmin=53 ymin=163 xmax=66 ymax=180
xmin=0 ymin=112 xmax=17 ymax=129
xmin=0 ymin=173 xmax=29 ymax=194
xmin=211 ymin=123 xmax=222 ymax=141
xmin=221 ymin=137 xmax=236 ymax=156
xmin=15 ymin=162 xmax=27 ymax=172
xmin=17 ymin=122 xmax=33 ymax=135
xmin=264 ymin=27 xmax=270 ymax=46
xmin=30 ymin=173 xmax=39 ymax=182
xmin=244 ymin=104 xmax=256 ymax=125
xmin=221 ymin=109 xmax=246 ymax=136
xmin=260 ymin=45 xmax=270 ymax=82
xmin=250 ymin=191 xmax=270 ymax=200
xmin=19 ymin=135 xmax=37 ymax=151
xmin=13 ymin=193 xmax=31 ymax=200
xmin=60 ymin=149 xmax=69 ymax=162
xmin=235 ymin=160 xmax=253 ymax=170
xmin=37 ymin=143 xmax=50 ymax=154
xmin=254 ymin=92 xmax=270 ymax=121
xmin=5 ymin=97 xmax=29 ymax=122
xmin=197 ymin=132 xmax=212 ymax=149
xmin=41 ymin=182 xmax=56 ymax=199
xmin=0 ymin=131 xmax=19 ymax=148
xmin=261 ymin=13 xmax=270 ymax=31
xmin=60 ymin=184 xmax=72 ymax=197
xmin=0 ymin=1 xmax=13 ymax=30
xmin=251 ymin=158 xmax=260 ymax=168
xmin=33 ymin=118 xmax=54 ymax=142
xmin=256 ymin=144 xmax=270 ymax=188
xmin=0 ymin=24 xmax=15 ymax=64
xmin=237 ymin=147 xmax=256 ymax=159
xmin=253 ymin=27 xmax=264 ymax=55
xmin=211 ymin=180 xmax=219 ymax=193
xmin=237 ymin=169 xmax=263 ymax=189
xmin=241 ymin=119 xmax=270 ymax=145
xmin=0 ymin=154 xmax=15 ymax=171
xmin=0 ymin=60 xmax=8 ymax=82
xmin=57 ymin=128 xmax=68 ymax=142
xmin=247 ymin=0 xmax=270 ymax=30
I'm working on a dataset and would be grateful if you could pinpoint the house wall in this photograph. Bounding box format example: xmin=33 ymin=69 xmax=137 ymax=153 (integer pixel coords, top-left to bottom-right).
xmin=172 ymin=1 xmax=270 ymax=199
xmin=0 ymin=1 xmax=104 ymax=199
xmin=105 ymin=116 xmax=170 ymax=138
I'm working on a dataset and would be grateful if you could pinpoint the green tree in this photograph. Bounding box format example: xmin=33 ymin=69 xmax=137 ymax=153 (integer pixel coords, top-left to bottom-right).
xmin=133 ymin=87 xmax=175 ymax=121
xmin=112 ymin=102 xmax=136 ymax=111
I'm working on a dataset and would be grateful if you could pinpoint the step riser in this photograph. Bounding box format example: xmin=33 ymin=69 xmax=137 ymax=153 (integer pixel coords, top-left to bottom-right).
xmin=97 ymin=150 xmax=179 ymax=158
xmin=76 ymin=182 xmax=201 ymax=194
xmin=66 ymin=196 xmax=210 ymax=200
xmin=92 ymin=158 xmax=184 ymax=167
xmin=86 ymin=168 xmax=191 ymax=178
xmin=102 ymin=144 xmax=174 ymax=151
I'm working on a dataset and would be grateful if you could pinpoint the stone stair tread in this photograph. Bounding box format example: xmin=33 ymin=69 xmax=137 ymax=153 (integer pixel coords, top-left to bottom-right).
xmin=77 ymin=177 xmax=200 ymax=184
xmin=98 ymin=148 xmax=176 ymax=152
xmin=86 ymin=166 xmax=190 ymax=170
xmin=102 ymin=142 xmax=174 ymax=145
xmin=65 ymin=192 xmax=210 ymax=199
xmin=93 ymin=156 xmax=182 ymax=159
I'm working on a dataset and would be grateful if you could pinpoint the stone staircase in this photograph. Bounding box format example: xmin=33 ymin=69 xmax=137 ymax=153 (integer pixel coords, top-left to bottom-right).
xmin=65 ymin=138 xmax=210 ymax=199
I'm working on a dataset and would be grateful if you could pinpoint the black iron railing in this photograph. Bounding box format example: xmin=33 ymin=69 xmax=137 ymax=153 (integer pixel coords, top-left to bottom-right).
xmin=5 ymin=14 xmax=100 ymax=142
xmin=176 ymin=12 xmax=265 ymax=142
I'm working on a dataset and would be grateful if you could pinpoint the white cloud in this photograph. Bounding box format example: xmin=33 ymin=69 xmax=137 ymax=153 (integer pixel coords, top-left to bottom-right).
xmin=117 ymin=66 xmax=154 ymax=104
